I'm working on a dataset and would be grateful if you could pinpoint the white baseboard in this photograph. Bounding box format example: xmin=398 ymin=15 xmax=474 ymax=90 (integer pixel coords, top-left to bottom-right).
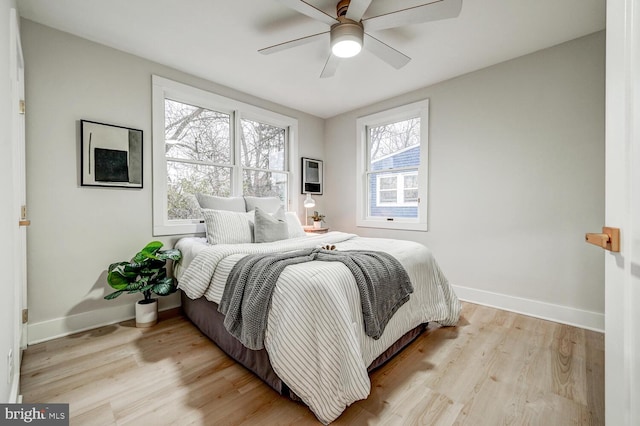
xmin=453 ymin=285 xmax=604 ymax=333
xmin=27 ymin=302 xmax=181 ymax=345
xmin=27 ymin=288 xmax=603 ymax=344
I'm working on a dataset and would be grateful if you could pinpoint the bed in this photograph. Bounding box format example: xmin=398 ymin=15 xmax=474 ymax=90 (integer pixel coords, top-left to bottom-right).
xmin=175 ymin=225 xmax=460 ymax=423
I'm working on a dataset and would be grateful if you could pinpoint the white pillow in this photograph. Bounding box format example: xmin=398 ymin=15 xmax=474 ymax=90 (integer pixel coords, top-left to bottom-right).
xmin=202 ymin=209 xmax=254 ymax=244
xmin=196 ymin=194 xmax=246 ymax=212
xmin=244 ymin=196 xmax=281 ymax=214
xmin=285 ymin=212 xmax=307 ymax=238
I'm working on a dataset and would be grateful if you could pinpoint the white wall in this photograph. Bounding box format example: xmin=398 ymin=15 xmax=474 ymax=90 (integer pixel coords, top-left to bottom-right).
xmin=325 ymin=32 xmax=605 ymax=330
xmin=1 ymin=0 xmax=18 ymax=401
xmin=21 ymin=19 xmax=325 ymax=343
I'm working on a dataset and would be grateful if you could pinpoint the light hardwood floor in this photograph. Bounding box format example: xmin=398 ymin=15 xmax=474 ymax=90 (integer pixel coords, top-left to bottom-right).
xmin=20 ymin=302 xmax=603 ymax=425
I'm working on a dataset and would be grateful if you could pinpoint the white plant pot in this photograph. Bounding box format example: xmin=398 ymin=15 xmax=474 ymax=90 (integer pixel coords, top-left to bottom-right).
xmin=135 ymin=299 xmax=158 ymax=328
xmin=313 ymin=221 xmax=322 ymax=229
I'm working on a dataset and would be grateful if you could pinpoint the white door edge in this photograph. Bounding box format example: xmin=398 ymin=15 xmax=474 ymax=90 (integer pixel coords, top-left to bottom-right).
xmin=605 ymin=0 xmax=640 ymax=424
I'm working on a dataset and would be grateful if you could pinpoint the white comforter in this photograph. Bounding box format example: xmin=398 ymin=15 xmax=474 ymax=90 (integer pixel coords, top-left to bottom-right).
xmin=175 ymin=232 xmax=460 ymax=424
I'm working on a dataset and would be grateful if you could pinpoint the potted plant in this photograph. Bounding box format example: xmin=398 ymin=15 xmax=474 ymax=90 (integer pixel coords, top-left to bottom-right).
xmin=105 ymin=241 xmax=182 ymax=328
xmin=310 ymin=211 xmax=325 ymax=229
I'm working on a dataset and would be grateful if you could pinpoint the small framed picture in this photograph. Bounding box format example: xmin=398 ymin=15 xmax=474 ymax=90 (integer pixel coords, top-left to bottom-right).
xmin=301 ymin=157 xmax=323 ymax=195
xmin=81 ymin=120 xmax=143 ymax=188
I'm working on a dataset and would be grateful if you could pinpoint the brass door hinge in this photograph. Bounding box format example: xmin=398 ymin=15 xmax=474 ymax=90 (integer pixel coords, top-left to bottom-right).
xmin=19 ymin=100 xmax=25 ymax=115
xmin=22 ymin=309 xmax=28 ymax=324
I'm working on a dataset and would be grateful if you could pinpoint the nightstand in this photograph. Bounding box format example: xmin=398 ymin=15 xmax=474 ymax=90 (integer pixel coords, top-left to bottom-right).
xmin=303 ymin=226 xmax=330 ymax=234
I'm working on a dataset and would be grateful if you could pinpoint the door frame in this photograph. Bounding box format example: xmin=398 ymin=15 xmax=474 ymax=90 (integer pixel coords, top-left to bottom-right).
xmin=9 ymin=7 xmax=26 ymax=402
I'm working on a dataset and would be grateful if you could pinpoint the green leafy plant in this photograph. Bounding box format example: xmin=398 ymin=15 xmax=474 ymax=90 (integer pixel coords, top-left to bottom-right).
xmin=310 ymin=211 xmax=325 ymax=222
xmin=105 ymin=241 xmax=182 ymax=302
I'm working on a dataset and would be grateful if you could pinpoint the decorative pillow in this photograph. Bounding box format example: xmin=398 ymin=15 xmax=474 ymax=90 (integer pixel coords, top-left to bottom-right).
xmin=244 ymin=196 xmax=281 ymax=214
xmin=196 ymin=194 xmax=246 ymax=212
xmin=202 ymin=209 xmax=254 ymax=244
xmin=254 ymin=207 xmax=289 ymax=243
xmin=285 ymin=212 xmax=307 ymax=238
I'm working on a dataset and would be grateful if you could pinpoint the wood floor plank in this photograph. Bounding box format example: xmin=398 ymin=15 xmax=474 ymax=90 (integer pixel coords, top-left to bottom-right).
xmin=20 ymin=302 xmax=603 ymax=425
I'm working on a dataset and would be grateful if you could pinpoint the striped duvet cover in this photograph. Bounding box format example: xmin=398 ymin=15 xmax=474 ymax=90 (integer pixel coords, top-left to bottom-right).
xmin=175 ymin=232 xmax=460 ymax=424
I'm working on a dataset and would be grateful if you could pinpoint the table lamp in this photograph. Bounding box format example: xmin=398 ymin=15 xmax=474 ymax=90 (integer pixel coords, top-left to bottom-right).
xmin=303 ymin=193 xmax=316 ymax=226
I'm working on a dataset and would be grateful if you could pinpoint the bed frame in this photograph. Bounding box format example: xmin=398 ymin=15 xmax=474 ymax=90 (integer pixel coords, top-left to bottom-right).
xmin=181 ymin=291 xmax=428 ymax=400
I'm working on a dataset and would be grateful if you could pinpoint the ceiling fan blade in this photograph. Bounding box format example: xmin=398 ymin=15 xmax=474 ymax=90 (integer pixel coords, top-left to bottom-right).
xmin=320 ymin=54 xmax=340 ymax=78
xmin=259 ymin=31 xmax=329 ymax=55
xmin=277 ymin=0 xmax=338 ymax=26
xmin=363 ymin=0 xmax=462 ymax=31
xmin=345 ymin=0 xmax=373 ymax=21
xmin=363 ymin=33 xmax=411 ymax=69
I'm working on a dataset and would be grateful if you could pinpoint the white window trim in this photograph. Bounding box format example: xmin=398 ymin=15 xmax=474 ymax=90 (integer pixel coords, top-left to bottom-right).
xmin=356 ymin=99 xmax=429 ymax=231
xmin=152 ymin=75 xmax=298 ymax=236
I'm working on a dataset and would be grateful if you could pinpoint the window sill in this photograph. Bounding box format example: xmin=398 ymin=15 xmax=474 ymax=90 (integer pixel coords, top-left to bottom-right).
xmin=153 ymin=222 xmax=205 ymax=237
xmin=356 ymin=219 xmax=427 ymax=232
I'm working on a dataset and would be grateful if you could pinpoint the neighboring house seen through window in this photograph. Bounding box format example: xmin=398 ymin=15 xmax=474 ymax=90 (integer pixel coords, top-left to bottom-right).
xmin=356 ymin=100 xmax=429 ymax=231
xmin=376 ymin=170 xmax=419 ymax=206
xmin=152 ymin=76 xmax=298 ymax=236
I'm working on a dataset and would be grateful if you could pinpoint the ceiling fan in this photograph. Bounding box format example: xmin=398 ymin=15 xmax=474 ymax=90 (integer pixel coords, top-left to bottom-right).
xmin=259 ymin=0 xmax=463 ymax=78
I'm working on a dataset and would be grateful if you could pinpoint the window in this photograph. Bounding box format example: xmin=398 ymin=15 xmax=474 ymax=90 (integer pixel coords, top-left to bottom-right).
xmin=240 ymin=118 xmax=288 ymax=199
xmin=152 ymin=76 xmax=298 ymax=235
xmin=164 ymin=99 xmax=232 ymax=221
xmin=376 ymin=171 xmax=418 ymax=206
xmin=356 ymin=100 xmax=428 ymax=231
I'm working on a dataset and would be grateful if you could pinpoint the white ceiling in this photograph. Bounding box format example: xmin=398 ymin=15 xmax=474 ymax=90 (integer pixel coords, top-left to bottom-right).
xmin=17 ymin=0 xmax=605 ymax=118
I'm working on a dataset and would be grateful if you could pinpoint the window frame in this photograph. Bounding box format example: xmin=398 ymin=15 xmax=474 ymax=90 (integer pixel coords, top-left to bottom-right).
xmin=356 ymin=99 xmax=429 ymax=231
xmin=152 ymin=76 xmax=298 ymax=236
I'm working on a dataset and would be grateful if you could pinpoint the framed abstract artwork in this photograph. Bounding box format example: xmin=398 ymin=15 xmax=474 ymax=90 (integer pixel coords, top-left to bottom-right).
xmin=301 ymin=157 xmax=323 ymax=194
xmin=81 ymin=120 xmax=143 ymax=188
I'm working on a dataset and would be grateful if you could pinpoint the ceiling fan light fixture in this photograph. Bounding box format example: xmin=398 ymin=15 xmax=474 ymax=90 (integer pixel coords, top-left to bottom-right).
xmin=332 ymin=39 xmax=361 ymax=58
xmin=330 ymin=21 xmax=363 ymax=58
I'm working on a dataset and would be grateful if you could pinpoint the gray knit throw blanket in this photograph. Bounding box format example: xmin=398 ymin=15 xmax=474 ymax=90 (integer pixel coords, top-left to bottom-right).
xmin=218 ymin=247 xmax=414 ymax=350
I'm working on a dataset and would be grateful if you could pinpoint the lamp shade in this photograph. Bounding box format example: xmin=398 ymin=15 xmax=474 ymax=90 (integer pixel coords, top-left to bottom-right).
xmin=330 ymin=22 xmax=363 ymax=58
xmin=303 ymin=193 xmax=316 ymax=208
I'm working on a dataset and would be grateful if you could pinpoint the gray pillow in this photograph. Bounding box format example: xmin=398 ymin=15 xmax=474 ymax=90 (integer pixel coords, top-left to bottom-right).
xmin=254 ymin=207 xmax=289 ymax=243
xmin=244 ymin=196 xmax=281 ymax=214
xmin=196 ymin=194 xmax=246 ymax=212
xmin=202 ymin=209 xmax=254 ymax=244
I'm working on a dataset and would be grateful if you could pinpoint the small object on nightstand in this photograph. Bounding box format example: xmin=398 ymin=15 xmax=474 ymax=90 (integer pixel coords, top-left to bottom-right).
xmin=304 ymin=226 xmax=329 ymax=234
xmin=309 ymin=211 xmax=326 ymax=229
